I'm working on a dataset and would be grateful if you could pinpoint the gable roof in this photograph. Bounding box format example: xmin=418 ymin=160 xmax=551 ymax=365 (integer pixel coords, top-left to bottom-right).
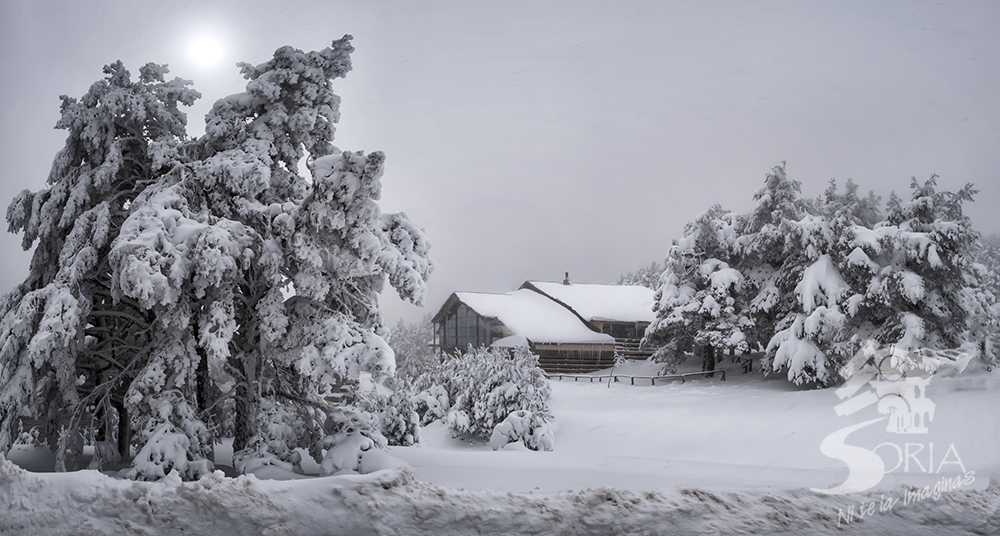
xmin=522 ymin=281 xmax=656 ymax=323
xmin=447 ymin=289 xmax=615 ymax=344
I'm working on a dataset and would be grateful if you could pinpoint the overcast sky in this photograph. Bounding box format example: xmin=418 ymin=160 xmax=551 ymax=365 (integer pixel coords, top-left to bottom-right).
xmin=1 ymin=0 xmax=998 ymax=324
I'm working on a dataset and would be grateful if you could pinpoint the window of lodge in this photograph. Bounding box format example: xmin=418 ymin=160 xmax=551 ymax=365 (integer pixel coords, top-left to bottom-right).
xmin=601 ymin=323 xmax=642 ymax=339
xmin=441 ymin=304 xmax=493 ymax=349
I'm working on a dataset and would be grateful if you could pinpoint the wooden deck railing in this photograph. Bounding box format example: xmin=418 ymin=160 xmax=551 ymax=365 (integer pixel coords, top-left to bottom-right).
xmin=544 ymin=369 xmax=726 ymax=385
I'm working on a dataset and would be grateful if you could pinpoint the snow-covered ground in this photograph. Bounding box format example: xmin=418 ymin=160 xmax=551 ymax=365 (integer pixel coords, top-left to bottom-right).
xmin=3 ymin=358 xmax=1000 ymax=534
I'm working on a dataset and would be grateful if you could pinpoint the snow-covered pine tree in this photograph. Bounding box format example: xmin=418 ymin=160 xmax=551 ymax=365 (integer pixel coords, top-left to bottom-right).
xmin=109 ymin=36 xmax=432 ymax=476
xmin=647 ymin=164 xmax=995 ymax=385
xmin=735 ymin=163 xmax=811 ymax=357
xmin=0 ymin=37 xmax=432 ymax=479
xmin=861 ymin=177 xmax=995 ymax=361
xmin=643 ymin=204 xmax=748 ymax=373
xmin=0 ymin=62 xmax=199 ymax=467
xmin=761 ymin=179 xmax=883 ymax=384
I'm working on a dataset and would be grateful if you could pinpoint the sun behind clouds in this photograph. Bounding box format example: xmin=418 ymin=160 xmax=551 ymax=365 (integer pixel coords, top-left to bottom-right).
xmin=186 ymin=33 xmax=226 ymax=69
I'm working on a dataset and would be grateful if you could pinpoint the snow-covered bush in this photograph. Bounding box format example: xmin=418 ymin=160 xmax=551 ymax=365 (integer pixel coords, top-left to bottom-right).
xmin=233 ymin=402 xmax=389 ymax=476
xmin=412 ymin=384 xmax=450 ymax=426
xmin=12 ymin=421 xmax=42 ymax=448
xmin=490 ymin=410 xmax=555 ymax=451
xmin=126 ymin=390 xmax=214 ymax=481
xmin=316 ymin=407 xmax=386 ymax=475
xmin=126 ymin=423 xmax=214 ymax=481
xmin=352 ymin=380 xmax=421 ymax=447
xmin=251 ymin=398 xmax=323 ymax=469
xmin=233 ymin=437 xmax=302 ymax=476
xmin=379 ymin=387 xmax=421 ymax=447
xmin=414 ymin=346 xmax=552 ymax=443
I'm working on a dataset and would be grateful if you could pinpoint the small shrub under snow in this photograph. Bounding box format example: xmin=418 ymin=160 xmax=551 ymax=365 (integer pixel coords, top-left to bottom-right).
xmin=126 ymin=391 xmax=214 ymax=481
xmin=353 ymin=380 xmax=421 ymax=447
xmin=234 ymin=399 xmax=392 ymax=476
xmin=233 ymin=437 xmax=302 ymax=475
xmin=126 ymin=423 xmax=214 ymax=481
xmin=490 ymin=410 xmax=555 ymax=452
xmin=412 ymin=384 xmax=449 ymax=426
xmin=316 ymin=407 xmax=387 ymax=475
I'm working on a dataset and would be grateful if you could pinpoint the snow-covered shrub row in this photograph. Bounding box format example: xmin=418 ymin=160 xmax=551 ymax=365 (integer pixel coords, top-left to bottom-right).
xmin=0 ymin=37 xmax=432 ymax=479
xmin=413 ymin=346 xmax=553 ymax=445
xmin=644 ymin=164 xmax=998 ymax=385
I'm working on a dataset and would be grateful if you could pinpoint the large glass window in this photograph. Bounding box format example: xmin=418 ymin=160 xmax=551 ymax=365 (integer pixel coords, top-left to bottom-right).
xmin=609 ymin=323 xmax=639 ymax=339
xmin=441 ymin=303 xmax=494 ymax=349
xmin=446 ymin=311 xmax=457 ymax=347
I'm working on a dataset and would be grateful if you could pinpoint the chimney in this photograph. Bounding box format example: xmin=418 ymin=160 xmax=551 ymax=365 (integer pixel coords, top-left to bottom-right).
xmin=563 ymin=272 xmax=571 ymax=285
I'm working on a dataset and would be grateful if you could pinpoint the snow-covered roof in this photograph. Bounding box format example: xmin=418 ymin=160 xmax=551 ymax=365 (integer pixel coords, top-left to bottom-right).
xmin=491 ymin=334 xmax=530 ymax=348
xmin=524 ymin=281 xmax=656 ymax=323
xmin=454 ymin=289 xmax=615 ymax=344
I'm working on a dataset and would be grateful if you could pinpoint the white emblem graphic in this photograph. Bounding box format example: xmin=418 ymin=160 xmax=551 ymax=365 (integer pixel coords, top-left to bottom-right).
xmin=813 ymin=341 xmax=957 ymax=495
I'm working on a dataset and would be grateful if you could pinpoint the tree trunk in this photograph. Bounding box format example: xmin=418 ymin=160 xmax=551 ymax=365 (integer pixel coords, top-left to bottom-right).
xmin=94 ymin=405 xmax=107 ymax=443
xmin=196 ymin=346 xmax=210 ymax=414
xmin=701 ymin=344 xmax=716 ymax=377
xmin=112 ymin=397 xmax=130 ymax=460
xmin=232 ymin=352 xmax=259 ymax=454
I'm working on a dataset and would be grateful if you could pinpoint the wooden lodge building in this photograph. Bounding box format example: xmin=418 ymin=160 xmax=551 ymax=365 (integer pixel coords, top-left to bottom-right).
xmin=431 ymin=277 xmax=655 ymax=373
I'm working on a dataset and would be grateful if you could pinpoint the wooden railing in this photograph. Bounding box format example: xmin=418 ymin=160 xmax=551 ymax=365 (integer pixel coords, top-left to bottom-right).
xmin=545 ymin=369 xmax=726 ymax=385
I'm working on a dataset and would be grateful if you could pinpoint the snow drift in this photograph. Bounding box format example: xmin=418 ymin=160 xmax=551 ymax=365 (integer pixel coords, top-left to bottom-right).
xmin=2 ymin=455 xmax=998 ymax=535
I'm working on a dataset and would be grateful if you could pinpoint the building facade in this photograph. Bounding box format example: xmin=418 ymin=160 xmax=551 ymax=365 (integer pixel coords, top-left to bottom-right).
xmin=431 ymin=280 xmax=655 ymax=373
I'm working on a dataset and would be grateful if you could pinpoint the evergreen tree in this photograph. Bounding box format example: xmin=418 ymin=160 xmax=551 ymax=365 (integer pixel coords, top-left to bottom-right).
xmin=645 ymin=164 xmax=996 ymax=385
xmin=615 ymin=261 xmax=663 ymax=289
xmin=868 ymin=177 xmax=993 ymax=356
xmin=0 ymin=62 xmax=199 ymax=467
xmin=0 ymin=37 xmax=432 ymax=478
xmin=753 ymin=173 xmax=993 ymax=384
xmin=643 ymin=205 xmax=749 ymax=373
xmin=736 ymin=163 xmax=810 ymax=356
xmin=974 ymin=233 xmax=1000 ymax=301
xmin=762 ymin=179 xmax=883 ymax=384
